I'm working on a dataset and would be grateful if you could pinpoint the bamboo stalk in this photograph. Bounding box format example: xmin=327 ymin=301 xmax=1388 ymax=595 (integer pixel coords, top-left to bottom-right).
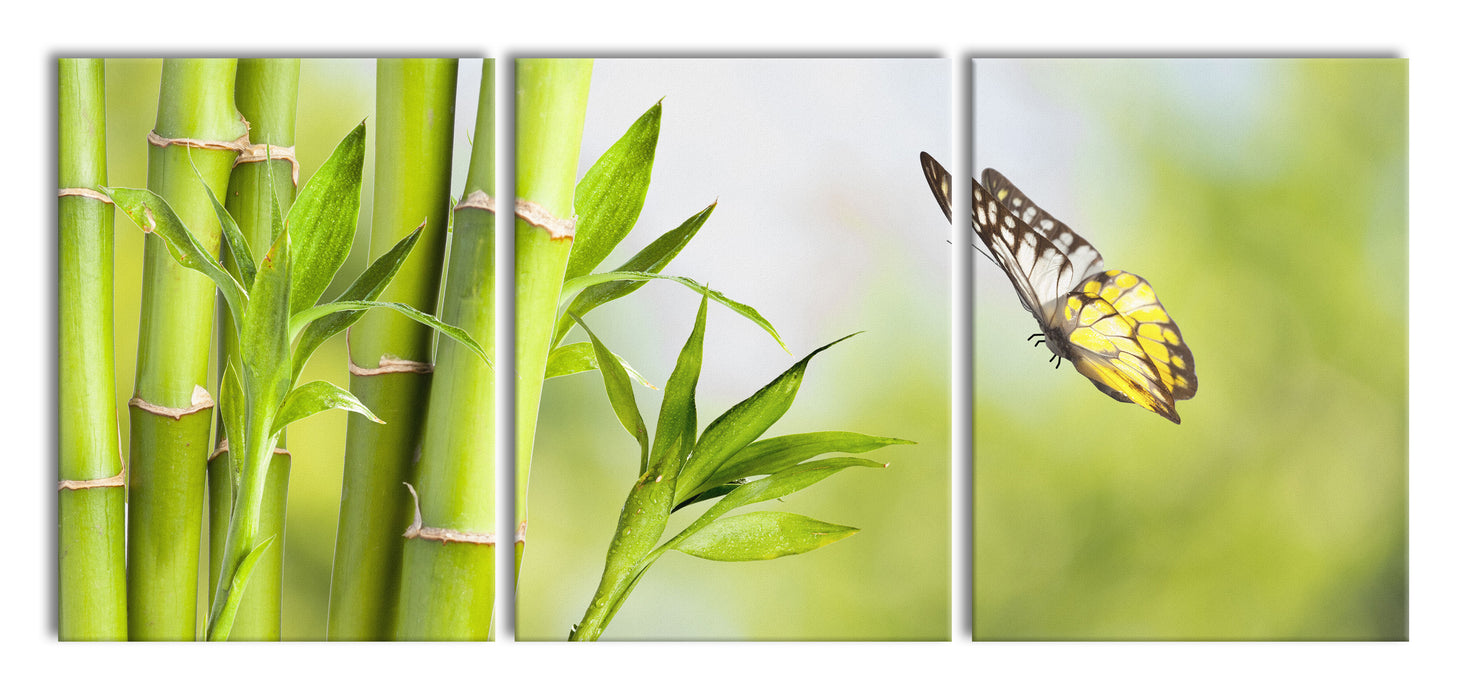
xmin=328 ymin=58 xmax=458 ymax=640
xmin=127 ymin=59 xmax=246 ymax=641
xmin=206 ymin=58 xmax=300 ymax=641
xmin=58 ymin=57 xmax=126 ymax=641
xmin=514 ymin=59 xmax=593 ymax=579
xmin=395 ymin=60 xmax=496 ymax=640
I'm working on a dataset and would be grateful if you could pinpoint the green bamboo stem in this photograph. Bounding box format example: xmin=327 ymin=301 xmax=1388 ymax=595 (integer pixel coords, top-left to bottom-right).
xmin=58 ymin=58 xmax=126 ymax=641
xmin=395 ymin=60 xmax=496 ymax=641
xmin=207 ymin=451 xmax=288 ymax=637
xmin=328 ymin=58 xmax=458 ymax=640
xmin=206 ymin=58 xmax=300 ymax=641
xmin=514 ymin=58 xmax=593 ymax=582
xmin=127 ymin=59 xmax=246 ymax=641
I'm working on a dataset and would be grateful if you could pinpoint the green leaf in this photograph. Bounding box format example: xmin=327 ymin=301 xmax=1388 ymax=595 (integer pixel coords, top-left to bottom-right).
xmin=106 ymin=186 xmax=249 ymax=330
xmin=649 ymin=295 xmax=706 ymax=476
xmin=554 ymin=202 xmax=714 ymax=345
xmin=560 ymin=271 xmax=785 ymax=352
xmin=284 ymin=123 xmax=366 ymax=316
xmin=672 ymin=511 xmax=858 ymax=562
xmin=551 ymin=202 xmax=713 ymax=343
xmin=544 ymin=342 xmax=657 ymax=388
xmin=241 ymin=229 xmax=293 ymax=415
xmin=679 ymin=431 xmax=914 ymax=505
xmin=571 ymin=314 xmax=649 ymax=473
xmin=206 ymin=536 xmax=276 ymax=641
xmin=271 ymin=380 xmax=382 ymax=437
xmin=566 ymin=100 xmax=661 ymax=281
xmin=291 ymin=299 xmax=490 ymax=368
xmin=219 ymin=362 xmax=247 ymax=485
xmin=199 ymin=173 xmax=255 ymax=290
xmin=288 ymin=226 xmax=422 ymax=381
xmin=674 ymin=455 xmax=884 ymax=515
xmin=675 ymin=334 xmax=858 ymax=504
xmin=545 ymin=342 xmax=598 ymax=379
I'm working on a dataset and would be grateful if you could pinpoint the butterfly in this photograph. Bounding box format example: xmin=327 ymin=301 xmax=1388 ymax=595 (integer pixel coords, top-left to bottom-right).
xmin=920 ymin=153 xmax=1196 ymax=423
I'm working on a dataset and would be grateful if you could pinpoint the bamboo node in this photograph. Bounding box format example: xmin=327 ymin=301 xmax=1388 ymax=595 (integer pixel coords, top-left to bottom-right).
xmin=456 ymin=190 xmax=495 ymax=213
xmin=146 ymin=130 xmax=251 ymax=153
xmin=348 ymin=354 xmax=434 ymax=376
xmin=345 ymin=328 xmax=434 ymax=375
xmin=57 ymin=187 xmax=113 ymax=204
xmin=401 ymin=483 xmax=496 ymax=546
xmin=234 ymin=143 xmax=301 ymax=188
xmin=209 ymin=439 xmax=291 ymax=461
xmin=515 ymin=198 xmax=575 ymax=239
xmin=58 ymin=468 xmax=125 ymax=491
xmin=129 ymin=385 xmax=215 ymax=419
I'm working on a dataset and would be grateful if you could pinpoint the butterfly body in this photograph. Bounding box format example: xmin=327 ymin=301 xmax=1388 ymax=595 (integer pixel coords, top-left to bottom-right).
xmin=920 ymin=153 xmax=1196 ymax=423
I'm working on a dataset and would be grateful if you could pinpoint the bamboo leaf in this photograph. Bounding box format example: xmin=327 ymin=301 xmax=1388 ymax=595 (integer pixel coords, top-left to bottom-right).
xmin=219 ymin=362 xmax=246 ymax=486
xmin=566 ymin=100 xmax=661 ymax=280
xmin=675 ymin=334 xmax=858 ymax=503
xmin=545 ymin=342 xmax=598 ymax=379
xmin=291 ymin=299 xmax=489 ymax=367
xmin=677 ymin=431 xmax=914 ymax=505
xmin=673 ymin=454 xmax=883 ymax=519
xmin=545 ymin=342 xmax=657 ymax=388
xmin=289 ymin=227 xmax=422 ymax=381
xmin=560 ymin=271 xmax=785 ymax=352
xmin=206 ymin=536 xmax=276 ymax=641
xmin=570 ymin=314 xmax=649 ymax=473
xmin=241 ymin=228 xmax=293 ymax=414
xmin=554 ymin=202 xmax=715 ymax=344
xmin=106 ymin=186 xmax=248 ymax=329
xmin=199 ymin=174 xmax=255 ymax=290
xmin=683 ymin=456 xmax=886 ymax=512
xmin=284 ymin=123 xmax=366 ymax=316
xmin=672 ymin=512 xmax=858 ymax=562
xmin=649 ymin=295 xmax=706 ymax=476
xmin=272 ymin=380 xmax=382 ymax=437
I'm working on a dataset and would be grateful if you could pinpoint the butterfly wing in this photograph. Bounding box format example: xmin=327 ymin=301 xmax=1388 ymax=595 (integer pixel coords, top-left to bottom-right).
xmin=918 ymin=152 xmax=954 ymax=223
xmin=918 ymin=157 xmax=1197 ymax=423
xmin=981 ymin=168 xmax=1106 ymax=282
xmin=1076 ymin=270 xmax=1197 ymax=401
xmin=971 ymin=172 xmax=1080 ymax=327
xmin=1062 ymin=270 xmax=1196 ymax=422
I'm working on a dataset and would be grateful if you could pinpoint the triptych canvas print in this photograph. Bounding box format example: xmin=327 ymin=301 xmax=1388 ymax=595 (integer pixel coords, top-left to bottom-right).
xmin=57 ymin=57 xmax=1405 ymax=642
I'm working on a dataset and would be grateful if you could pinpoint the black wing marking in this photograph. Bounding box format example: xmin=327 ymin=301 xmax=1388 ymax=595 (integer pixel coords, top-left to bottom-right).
xmin=981 ymin=168 xmax=1106 ymax=282
xmin=972 ymin=175 xmax=1080 ymax=328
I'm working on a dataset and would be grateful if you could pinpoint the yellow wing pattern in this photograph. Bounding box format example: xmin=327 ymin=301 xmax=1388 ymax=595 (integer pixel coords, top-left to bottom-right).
xmin=1062 ymin=270 xmax=1196 ymax=424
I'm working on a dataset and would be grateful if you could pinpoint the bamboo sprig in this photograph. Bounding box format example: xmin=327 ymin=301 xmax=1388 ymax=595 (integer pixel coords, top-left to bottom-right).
xmin=110 ymin=118 xmax=487 ymax=640
xmin=125 ymin=58 xmax=246 ymax=640
xmin=396 ymin=59 xmax=497 ymax=641
xmin=58 ymin=57 xmax=126 ymax=641
xmin=207 ymin=58 xmax=300 ymax=641
xmin=514 ymin=58 xmax=593 ymax=577
xmin=531 ymin=96 xmax=909 ymax=639
xmin=328 ymin=58 xmax=459 ymax=640
xmin=570 ymin=300 xmax=909 ymax=640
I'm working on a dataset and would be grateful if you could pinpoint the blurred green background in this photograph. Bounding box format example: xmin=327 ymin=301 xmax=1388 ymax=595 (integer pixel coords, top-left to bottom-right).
xmin=99 ymin=59 xmax=483 ymax=639
xmin=516 ymin=59 xmax=951 ymax=640
xmin=971 ymin=59 xmax=1406 ymax=640
xmin=94 ymin=59 xmax=951 ymax=640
